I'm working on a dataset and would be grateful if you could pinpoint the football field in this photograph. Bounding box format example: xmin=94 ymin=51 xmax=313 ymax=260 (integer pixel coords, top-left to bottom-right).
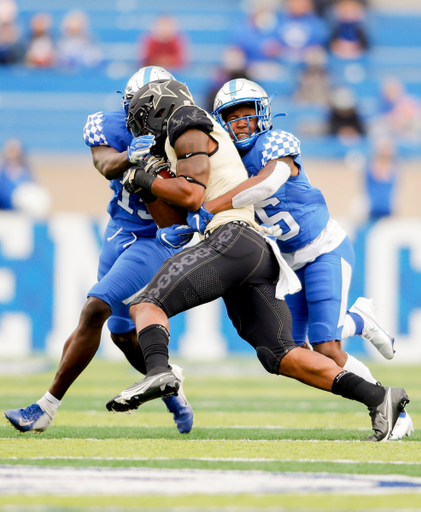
xmin=0 ymin=357 xmax=420 ymax=511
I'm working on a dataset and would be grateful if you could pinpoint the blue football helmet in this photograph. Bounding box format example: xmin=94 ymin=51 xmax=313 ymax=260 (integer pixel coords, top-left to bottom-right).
xmin=212 ymin=78 xmax=274 ymax=151
xmin=121 ymin=66 xmax=175 ymax=115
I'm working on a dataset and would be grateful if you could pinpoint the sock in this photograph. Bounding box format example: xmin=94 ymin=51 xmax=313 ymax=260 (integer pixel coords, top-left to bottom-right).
xmin=37 ymin=392 xmax=61 ymax=419
xmin=348 ymin=312 xmax=364 ymax=336
xmin=137 ymin=324 xmax=170 ymax=374
xmin=331 ymin=370 xmax=385 ymax=408
xmin=343 ymin=353 xmax=377 ymax=384
xmin=342 ymin=314 xmax=356 ymax=338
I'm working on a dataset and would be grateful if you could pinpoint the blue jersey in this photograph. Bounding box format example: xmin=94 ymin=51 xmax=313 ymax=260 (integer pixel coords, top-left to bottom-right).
xmin=83 ymin=110 xmax=157 ymax=236
xmin=242 ymin=129 xmax=330 ymax=253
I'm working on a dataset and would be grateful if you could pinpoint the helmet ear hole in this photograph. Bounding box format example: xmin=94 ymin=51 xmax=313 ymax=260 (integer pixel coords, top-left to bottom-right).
xmin=155 ymin=108 xmax=166 ymax=118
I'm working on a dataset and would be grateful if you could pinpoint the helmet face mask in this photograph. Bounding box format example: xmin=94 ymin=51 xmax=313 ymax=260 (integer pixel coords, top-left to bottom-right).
xmin=126 ymin=79 xmax=194 ymax=152
xmin=212 ymin=79 xmax=273 ymax=151
xmin=121 ymin=66 xmax=175 ymax=115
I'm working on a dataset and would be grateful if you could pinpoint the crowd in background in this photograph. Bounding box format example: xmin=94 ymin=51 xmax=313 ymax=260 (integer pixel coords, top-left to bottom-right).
xmin=1 ymin=0 xmax=421 ymax=221
xmin=0 ymin=0 xmax=102 ymax=70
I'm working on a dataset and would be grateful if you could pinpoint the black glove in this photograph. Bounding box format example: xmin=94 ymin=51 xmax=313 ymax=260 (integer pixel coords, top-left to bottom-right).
xmin=122 ymin=155 xmax=170 ymax=191
xmin=121 ymin=167 xmax=156 ymax=203
xmin=121 ymin=165 xmax=155 ymax=193
xmin=122 ymin=155 xmax=171 ymax=203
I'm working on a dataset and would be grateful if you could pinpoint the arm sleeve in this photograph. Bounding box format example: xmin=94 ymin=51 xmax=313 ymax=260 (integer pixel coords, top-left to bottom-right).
xmin=232 ymin=161 xmax=291 ymax=208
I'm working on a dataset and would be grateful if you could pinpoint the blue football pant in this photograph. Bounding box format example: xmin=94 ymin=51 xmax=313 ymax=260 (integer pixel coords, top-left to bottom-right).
xmin=285 ymin=236 xmax=355 ymax=345
xmin=88 ymin=221 xmax=176 ymax=334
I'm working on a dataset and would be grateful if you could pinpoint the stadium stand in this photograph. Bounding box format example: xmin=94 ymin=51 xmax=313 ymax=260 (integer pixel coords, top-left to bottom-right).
xmin=0 ymin=0 xmax=421 ymax=157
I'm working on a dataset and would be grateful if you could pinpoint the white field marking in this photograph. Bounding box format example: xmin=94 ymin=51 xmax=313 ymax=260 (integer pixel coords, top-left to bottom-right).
xmin=204 ymin=425 xmax=369 ymax=430
xmin=4 ymin=456 xmax=421 ymax=466
xmin=1 ymin=466 xmax=421 ymax=496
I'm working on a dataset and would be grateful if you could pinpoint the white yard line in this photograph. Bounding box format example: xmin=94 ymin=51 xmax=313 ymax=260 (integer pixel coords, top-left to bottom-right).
xmin=1 ymin=466 xmax=421 ymax=495
xmin=4 ymin=456 xmax=421 ymax=466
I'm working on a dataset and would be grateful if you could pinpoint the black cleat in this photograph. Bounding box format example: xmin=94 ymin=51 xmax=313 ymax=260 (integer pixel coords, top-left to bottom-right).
xmin=106 ymin=369 xmax=180 ymax=413
xmin=364 ymin=386 xmax=410 ymax=442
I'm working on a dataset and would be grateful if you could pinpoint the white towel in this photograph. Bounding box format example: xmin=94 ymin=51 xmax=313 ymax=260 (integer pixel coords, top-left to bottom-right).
xmin=264 ymin=235 xmax=302 ymax=299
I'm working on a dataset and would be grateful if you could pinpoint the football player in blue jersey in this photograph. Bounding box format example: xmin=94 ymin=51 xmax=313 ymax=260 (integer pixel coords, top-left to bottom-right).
xmin=184 ymin=78 xmax=412 ymax=440
xmin=4 ymin=66 xmax=194 ymax=435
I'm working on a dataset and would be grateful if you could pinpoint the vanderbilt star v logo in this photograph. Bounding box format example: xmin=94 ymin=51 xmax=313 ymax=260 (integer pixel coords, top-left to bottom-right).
xmin=139 ymin=81 xmax=192 ymax=109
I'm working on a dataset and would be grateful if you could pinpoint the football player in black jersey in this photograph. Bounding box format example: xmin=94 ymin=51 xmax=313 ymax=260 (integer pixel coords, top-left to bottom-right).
xmin=107 ymin=79 xmax=409 ymax=442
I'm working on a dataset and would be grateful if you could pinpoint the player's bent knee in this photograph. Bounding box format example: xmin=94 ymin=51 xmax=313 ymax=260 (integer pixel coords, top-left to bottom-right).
xmin=81 ymin=297 xmax=111 ymax=327
xmin=256 ymin=347 xmax=281 ymax=375
xmin=111 ymin=330 xmax=136 ymax=346
xmin=308 ymin=322 xmax=335 ymax=345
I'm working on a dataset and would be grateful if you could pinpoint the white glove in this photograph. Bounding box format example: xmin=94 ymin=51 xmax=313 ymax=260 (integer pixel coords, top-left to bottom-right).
xmin=260 ymin=224 xmax=283 ymax=238
xmin=127 ymin=135 xmax=155 ymax=163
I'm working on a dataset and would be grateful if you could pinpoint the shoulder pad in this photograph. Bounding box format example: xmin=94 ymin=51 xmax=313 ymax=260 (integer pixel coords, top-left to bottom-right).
xmin=259 ymin=130 xmax=301 ymax=166
xmin=168 ymin=106 xmax=213 ymax=147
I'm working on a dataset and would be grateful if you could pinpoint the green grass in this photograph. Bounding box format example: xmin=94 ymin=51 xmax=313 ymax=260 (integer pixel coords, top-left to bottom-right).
xmin=0 ymin=358 xmax=420 ymax=511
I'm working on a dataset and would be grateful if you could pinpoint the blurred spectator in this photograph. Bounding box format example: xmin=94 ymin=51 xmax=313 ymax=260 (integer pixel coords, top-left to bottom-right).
xmin=364 ymin=137 xmax=399 ymax=220
xmin=329 ymin=0 xmax=369 ymax=60
xmin=312 ymin=0 xmax=335 ymax=18
xmin=326 ymin=86 xmax=366 ymax=142
xmin=370 ymin=78 xmax=421 ymax=143
xmin=293 ymin=46 xmax=330 ymax=105
xmin=25 ymin=12 xmax=55 ymax=68
xmin=0 ymin=138 xmax=51 ymax=217
xmin=140 ymin=15 xmax=189 ymax=71
xmin=0 ymin=0 xmax=16 ymax=21
xmin=0 ymin=0 xmax=24 ymax=64
xmin=276 ymin=0 xmax=328 ymax=64
xmin=56 ymin=10 xmax=102 ymax=70
xmin=232 ymin=4 xmax=282 ymax=76
xmin=313 ymin=0 xmax=369 ymax=19
xmin=205 ymin=45 xmax=250 ymax=113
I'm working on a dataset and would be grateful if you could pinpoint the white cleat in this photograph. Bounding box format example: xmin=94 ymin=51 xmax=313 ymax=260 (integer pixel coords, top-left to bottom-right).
xmin=389 ymin=410 xmax=414 ymax=440
xmin=349 ymin=297 xmax=395 ymax=360
xmin=168 ymin=365 xmax=188 ymax=406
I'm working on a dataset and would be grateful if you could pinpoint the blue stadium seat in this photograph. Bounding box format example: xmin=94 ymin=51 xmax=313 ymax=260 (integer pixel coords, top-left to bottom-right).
xmin=1 ymin=3 xmax=421 ymax=155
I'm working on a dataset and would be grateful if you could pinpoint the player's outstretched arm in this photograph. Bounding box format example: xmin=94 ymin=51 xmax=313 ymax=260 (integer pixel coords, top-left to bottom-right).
xmin=205 ymin=156 xmax=297 ymax=215
xmin=91 ymin=145 xmax=131 ymax=180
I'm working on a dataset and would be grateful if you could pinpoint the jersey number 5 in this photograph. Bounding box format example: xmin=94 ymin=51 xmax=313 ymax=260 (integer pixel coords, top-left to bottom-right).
xmin=255 ymin=197 xmax=300 ymax=241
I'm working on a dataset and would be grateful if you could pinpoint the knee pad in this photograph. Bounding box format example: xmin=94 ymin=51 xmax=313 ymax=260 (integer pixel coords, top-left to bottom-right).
xmin=308 ymin=321 xmax=337 ymax=344
xmin=256 ymin=347 xmax=281 ymax=375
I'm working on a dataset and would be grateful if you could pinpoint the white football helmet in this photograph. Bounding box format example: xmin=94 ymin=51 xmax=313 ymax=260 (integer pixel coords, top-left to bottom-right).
xmin=121 ymin=66 xmax=175 ymax=114
xmin=213 ymin=78 xmax=274 ymax=151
